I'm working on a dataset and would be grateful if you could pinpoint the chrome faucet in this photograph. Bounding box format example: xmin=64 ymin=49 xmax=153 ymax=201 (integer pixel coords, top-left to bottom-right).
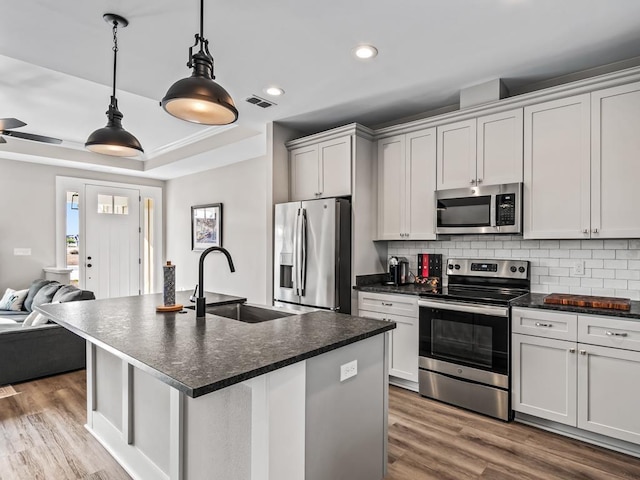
xmin=196 ymin=246 xmax=235 ymax=318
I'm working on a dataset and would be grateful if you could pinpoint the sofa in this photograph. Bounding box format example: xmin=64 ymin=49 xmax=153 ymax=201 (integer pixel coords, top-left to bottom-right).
xmin=0 ymin=279 xmax=95 ymax=385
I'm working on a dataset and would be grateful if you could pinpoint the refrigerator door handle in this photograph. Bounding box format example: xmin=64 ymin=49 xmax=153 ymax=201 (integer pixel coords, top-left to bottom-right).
xmin=293 ymin=208 xmax=300 ymax=295
xmin=299 ymin=208 xmax=307 ymax=296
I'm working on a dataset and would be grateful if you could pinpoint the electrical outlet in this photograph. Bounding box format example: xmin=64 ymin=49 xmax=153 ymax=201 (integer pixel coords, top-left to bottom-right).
xmin=13 ymin=248 xmax=31 ymax=256
xmin=572 ymin=260 xmax=585 ymax=276
xmin=340 ymin=360 xmax=358 ymax=382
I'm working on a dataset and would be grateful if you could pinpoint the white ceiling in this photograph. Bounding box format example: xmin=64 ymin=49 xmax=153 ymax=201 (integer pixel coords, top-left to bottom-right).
xmin=2 ymin=0 xmax=640 ymax=179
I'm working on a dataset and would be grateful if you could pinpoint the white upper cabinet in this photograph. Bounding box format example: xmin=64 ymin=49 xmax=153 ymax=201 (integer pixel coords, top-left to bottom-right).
xmin=437 ymin=109 xmax=523 ymax=190
xmin=378 ymin=128 xmax=436 ymax=240
xmin=290 ymin=135 xmax=351 ymax=201
xmin=524 ymin=94 xmax=591 ymax=239
xmin=477 ymin=109 xmax=524 ymax=186
xmin=591 ymin=82 xmax=640 ymax=238
xmin=436 ymin=119 xmax=476 ymax=190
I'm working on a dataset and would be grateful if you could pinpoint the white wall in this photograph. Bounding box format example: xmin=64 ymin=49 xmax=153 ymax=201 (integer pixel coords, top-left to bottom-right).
xmin=165 ymin=156 xmax=269 ymax=304
xmin=388 ymin=235 xmax=640 ymax=300
xmin=0 ymin=157 xmax=164 ymax=293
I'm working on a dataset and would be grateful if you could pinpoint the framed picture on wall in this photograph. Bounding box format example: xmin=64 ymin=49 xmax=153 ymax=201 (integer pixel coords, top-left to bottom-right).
xmin=191 ymin=203 xmax=223 ymax=251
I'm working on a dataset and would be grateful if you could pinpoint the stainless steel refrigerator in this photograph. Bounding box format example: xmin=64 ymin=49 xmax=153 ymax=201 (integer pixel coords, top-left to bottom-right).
xmin=274 ymin=198 xmax=351 ymax=313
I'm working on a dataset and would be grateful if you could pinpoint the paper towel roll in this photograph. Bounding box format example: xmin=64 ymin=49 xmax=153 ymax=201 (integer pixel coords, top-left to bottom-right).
xmin=163 ymin=261 xmax=176 ymax=306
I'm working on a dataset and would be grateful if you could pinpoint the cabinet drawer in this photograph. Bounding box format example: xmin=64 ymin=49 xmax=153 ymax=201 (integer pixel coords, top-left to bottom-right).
xmin=578 ymin=315 xmax=640 ymax=352
xmin=512 ymin=308 xmax=577 ymax=341
xmin=357 ymin=292 xmax=418 ymax=317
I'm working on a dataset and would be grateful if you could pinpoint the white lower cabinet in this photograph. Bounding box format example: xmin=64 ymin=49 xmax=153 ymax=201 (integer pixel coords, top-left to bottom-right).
xmin=512 ymin=307 xmax=640 ymax=447
xmin=577 ymin=344 xmax=640 ymax=445
xmin=512 ymin=333 xmax=577 ymax=426
xmin=357 ymin=292 xmax=418 ymax=384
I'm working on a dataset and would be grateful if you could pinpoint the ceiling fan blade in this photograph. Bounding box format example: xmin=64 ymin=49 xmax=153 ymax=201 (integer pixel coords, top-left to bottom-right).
xmin=0 ymin=136 xmax=6 ymax=144
xmin=2 ymin=130 xmax=62 ymax=145
xmin=0 ymin=118 xmax=27 ymax=130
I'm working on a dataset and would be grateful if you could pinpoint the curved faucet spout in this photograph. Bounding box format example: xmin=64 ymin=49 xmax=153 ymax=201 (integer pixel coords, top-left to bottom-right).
xmin=196 ymin=246 xmax=235 ymax=318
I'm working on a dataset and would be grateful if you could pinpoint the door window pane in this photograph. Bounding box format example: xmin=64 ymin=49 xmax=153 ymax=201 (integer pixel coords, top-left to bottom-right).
xmin=98 ymin=195 xmax=113 ymax=214
xmin=98 ymin=194 xmax=129 ymax=215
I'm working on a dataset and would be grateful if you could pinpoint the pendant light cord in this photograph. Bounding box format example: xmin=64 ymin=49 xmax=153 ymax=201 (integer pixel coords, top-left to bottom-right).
xmin=199 ymin=0 xmax=204 ymax=52
xmin=112 ymin=21 xmax=119 ymax=100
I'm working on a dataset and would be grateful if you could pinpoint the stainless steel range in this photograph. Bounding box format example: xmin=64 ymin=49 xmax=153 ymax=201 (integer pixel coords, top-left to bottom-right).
xmin=418 ymin=258 xmax=530 ymax=421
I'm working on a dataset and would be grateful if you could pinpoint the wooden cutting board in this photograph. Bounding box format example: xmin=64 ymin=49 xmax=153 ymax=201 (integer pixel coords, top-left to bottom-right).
xmin=544 ymin=293 xmax=631 ymax=311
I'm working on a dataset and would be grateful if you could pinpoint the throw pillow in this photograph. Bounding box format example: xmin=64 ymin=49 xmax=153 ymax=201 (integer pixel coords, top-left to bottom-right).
xmin=52 ymin=285 xmax=83 ymax=303
xmin=22 ymin=310 xmax=49 ymax=327
xmin=31 ymin=282 xmax=63 ymax=310
xmin=23 ymin=279 xmax=56 ymax=312
xmin=0 ymin=288 xmax=29 ymax=311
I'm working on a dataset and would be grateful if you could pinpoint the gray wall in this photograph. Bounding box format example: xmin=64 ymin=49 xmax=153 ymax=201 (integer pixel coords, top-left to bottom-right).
xmin=165 ymin=156 xmax=269 ymax=304
xmin=0 ymin=158 xmax=163 ymax=293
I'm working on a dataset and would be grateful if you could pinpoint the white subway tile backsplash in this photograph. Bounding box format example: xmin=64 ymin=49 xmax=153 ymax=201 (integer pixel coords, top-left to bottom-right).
xmin=604 ymin=279 xmax=628 ymax=289
xmin=593 ymin=250 xmax=616 ymax=259
xmin=549 ymin=267 xmax=570 ymax=277
xmin=581 ymin=278 xmax=604 ymax=288
xmin=585 ymin=259 xmax=604 ymax=269
xmin=387 ymin=235 xmax=640 ymax=299
xmin=540 ymin=240 xmax=560 ymax=249
xmin=617 ymin=249 xmax=640 ymax=260
xmin=591 ymin=269 xmax=615 ymax=279
xmin=605 ymin=240 xmax=628 ymax=249
xmin=570 ymin=250 xmax=592 ymax=259
xmin=616 ymin=270 xmax=640 ymax=280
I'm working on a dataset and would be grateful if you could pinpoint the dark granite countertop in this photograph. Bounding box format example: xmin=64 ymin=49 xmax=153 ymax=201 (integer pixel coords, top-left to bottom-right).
xmin=36 ymin=290 xmax=394 ymax=398
xmin=511 ymin=293 xmax=640 ymax=320
xmin=353 ymin=283 xmax=440 ymax=296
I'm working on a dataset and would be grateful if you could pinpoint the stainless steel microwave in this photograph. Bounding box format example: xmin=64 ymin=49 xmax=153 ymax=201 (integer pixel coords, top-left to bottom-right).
xmin=436 ymin=183 xmax=522 ymax=235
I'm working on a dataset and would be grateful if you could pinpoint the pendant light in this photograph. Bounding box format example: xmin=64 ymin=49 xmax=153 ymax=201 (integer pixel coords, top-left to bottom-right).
xmin=161 ymin=0 xmax=238 ymax=125
xmin=86 ymin=14 xmax=144 ymax=157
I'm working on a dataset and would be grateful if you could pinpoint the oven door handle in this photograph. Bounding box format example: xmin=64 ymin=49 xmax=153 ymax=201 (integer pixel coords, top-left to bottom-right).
xmin=418 ymin=299 xmax=508 ymax=317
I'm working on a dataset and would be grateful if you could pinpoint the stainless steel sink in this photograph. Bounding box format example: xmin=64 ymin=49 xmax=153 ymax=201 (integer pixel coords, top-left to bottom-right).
xmin=186 ymin=303 xmax=295 ymax=323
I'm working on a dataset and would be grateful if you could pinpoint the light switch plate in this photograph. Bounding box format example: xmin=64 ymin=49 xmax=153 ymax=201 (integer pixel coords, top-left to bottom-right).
xmin=13 ymin=248 xmax=31 ymax=256
xmin=340 ymin=360 xmax=357 ymax=382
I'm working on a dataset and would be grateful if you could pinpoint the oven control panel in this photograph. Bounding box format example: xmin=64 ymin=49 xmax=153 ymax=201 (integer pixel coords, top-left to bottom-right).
xmin=446 ymin=259 xmax=529 ymax=279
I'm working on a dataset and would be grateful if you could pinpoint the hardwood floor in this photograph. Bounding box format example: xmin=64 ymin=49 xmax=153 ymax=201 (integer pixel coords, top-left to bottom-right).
xmin=2 ymin=372 xmax=640 ymax=479
xmin=0 ymin=370 xmax=129 ymax=480
xmin=386 ymin=386 xmax=640 ymax=480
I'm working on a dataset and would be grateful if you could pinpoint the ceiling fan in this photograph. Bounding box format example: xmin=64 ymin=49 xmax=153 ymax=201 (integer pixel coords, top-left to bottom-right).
xmin=0 ymin=118 xmax=62 ymax=144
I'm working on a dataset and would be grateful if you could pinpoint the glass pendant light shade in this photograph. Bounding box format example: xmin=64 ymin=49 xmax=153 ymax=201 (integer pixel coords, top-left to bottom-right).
xmin=86 ymin=14 xmax=143 ymax=158
xmin=161 ymin=0 xmax=238 ymax=126
xmin=86 ymin=98 xmax=144 ymax=157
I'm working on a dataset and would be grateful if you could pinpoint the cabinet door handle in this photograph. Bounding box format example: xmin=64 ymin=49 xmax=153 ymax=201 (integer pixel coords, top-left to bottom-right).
xmin=569 ymin=348 xmax=576 ymax=354
xmin=605 ymin=331 xmax=628 ymax=337
xmin=535 ymin=322 xmax=552 ymax=327
xmin=580 ymin=350 xmax=587 ymax=355
xmin=477 ymin=178 xmax=483 ymax=184
xmin=582 ymin=229 xmax=589 ymax=234
xmin=470 ymin=179 xmax=476 ymax=184
xmin=381 ymin=302 xmax=393 ymax=306
xmin=592 ymin=228 xmax=599 ymax=234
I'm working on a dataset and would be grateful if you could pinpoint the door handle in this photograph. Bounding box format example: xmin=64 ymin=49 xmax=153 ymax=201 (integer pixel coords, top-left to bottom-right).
xmin=579 ymin=350 xmax=587 ymax=355
xmin=535 ymin=322 xmax=552 ymax=327
xmin=605 ymin=331 xmax=628 ymax=337
xmin=569 ymin=348 xmax=576 ymax=354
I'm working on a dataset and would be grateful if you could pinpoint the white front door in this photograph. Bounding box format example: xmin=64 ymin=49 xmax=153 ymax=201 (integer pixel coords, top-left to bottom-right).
xmin=84 ymin=184 xmax=140 ymax=299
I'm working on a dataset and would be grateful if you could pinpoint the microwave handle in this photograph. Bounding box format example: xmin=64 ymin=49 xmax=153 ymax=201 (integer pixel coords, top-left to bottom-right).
xmin=490 ymin=194 xmax=497 ymax=228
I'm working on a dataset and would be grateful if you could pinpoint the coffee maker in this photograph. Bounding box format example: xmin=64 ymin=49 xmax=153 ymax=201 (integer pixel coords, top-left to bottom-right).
xmin=387 ymin=256 xmax=410 ymax=286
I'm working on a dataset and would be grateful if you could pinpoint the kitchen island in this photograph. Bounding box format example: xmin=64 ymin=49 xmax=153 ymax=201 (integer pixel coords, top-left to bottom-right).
xmin=37 ymin=291 xmax=394 ymax=480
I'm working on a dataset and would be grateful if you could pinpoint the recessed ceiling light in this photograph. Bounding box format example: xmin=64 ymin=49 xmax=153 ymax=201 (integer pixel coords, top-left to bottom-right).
xmin=264 ymin=86 xmax=285 ymax=96
xmin=353 ymin=44 xmax=378 ymax=60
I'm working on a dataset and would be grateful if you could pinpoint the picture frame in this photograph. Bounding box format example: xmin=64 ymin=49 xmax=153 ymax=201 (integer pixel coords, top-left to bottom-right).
xmin=191 ymin=203 xmax=223 ymax=251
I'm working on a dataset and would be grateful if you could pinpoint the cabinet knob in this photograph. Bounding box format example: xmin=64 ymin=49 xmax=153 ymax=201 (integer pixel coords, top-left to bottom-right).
xmin=579 ymin=350 xmax=587 ymax=355
xmin=592 ymin=228 xmax=599 ymax=234
xmin=477 ymin=178 xmax=483 ymax=184
xmin=582 ymin=229 xmax=589 ymax=234
xmin=569 ymin=348 xmax=576 ymax=354
xmin=470 ymin=179 xmax=476 ymax=184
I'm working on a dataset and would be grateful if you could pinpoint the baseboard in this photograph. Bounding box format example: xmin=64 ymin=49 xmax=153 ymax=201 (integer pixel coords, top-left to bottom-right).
xmin=389 ymin=376 xmax=418 ymax=392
